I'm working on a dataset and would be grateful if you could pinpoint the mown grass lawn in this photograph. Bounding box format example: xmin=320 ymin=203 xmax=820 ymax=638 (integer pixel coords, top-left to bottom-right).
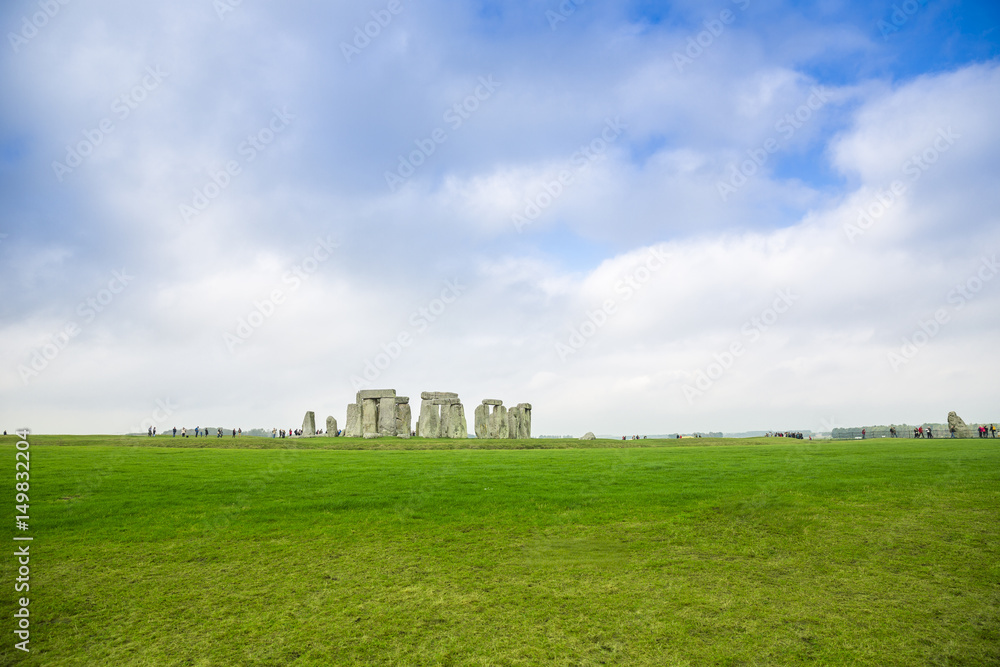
xmin=2 ymin=435 xmax=998 ymax=665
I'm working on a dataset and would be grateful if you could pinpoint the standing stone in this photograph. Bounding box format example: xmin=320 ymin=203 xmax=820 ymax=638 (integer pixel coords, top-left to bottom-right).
xmin=302 ymin=411 xmax=316 ymax=437
xmin=417 ymin=392 xmax=467 ymax=438
xmin=362 ymin=398 xmax=379 ymax=437
xmin=474 ymin=404 xmax=488 ymax=438
xmin=486 ymin=404 xmax=509 ymax=438
xmin=449 ymin=404 xmax=468 ymax=438
xmin=345 ymin=403 xmax=361 ymax=437
xmin=417 ymin=399 xmax=439 ymax=438
xmin=379 ymin=397 xmax=397 ymax=437
xmin=395 ymin=398 xmax=411 ymax=437
xmin=508 ymin=409 xmax=521 ymax=440
xmin=580 ymin=432 xmax=596 ymax=440
xmin=326 ymin=416 xmax=338 ymax=437
xmin=440 ymin=401 xmax=454 ymax=438
xmin=516 ymin=403 xmax=532 ymax=438
xmin=947 ymin=411 xmax=971 ymax=437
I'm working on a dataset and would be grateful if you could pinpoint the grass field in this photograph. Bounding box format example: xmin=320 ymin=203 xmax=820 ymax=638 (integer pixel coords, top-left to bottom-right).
xmin=2 ymin=435 xmax=998 ymax=665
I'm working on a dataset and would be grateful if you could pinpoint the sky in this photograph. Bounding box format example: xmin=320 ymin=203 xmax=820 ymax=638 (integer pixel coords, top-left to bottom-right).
xmin=1 ymin=0 xmax=999 ymax=436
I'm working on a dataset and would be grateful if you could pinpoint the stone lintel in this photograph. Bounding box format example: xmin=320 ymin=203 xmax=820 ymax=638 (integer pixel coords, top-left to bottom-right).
xmin=357 ymin=389 xmax=396 ymax=400
xmin=482 ymin=399 xmax=503 ymax=406
xmin=421 ymin=391 xmax=459 ymax=400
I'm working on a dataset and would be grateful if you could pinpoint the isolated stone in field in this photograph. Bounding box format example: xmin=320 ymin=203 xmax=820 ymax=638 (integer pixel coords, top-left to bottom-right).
xmin=947 ymin=411 xmax=972 ymax=437
xmin=345 ymin=403 xmax=361 ymax=437
xmin=326 ymin=416 xmax=338 ymax=437
xmin=580 ymin=432 xmax=596 ymax=440
xmin=302 ymin=411 xmax=316 ymax=437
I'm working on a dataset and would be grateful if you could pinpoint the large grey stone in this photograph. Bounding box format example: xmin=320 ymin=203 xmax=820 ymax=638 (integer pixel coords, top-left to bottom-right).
xmin=580 ymin=432 xmax=596 ymax=440
xmin=358 ymin=389 xmax=396 ymax=400
xmin=516 ymin=403 xmax=532 ymax=438
xmin=440 ymin=401 xmax=454 ymax=437
xmin=448 ymin=404 xmax=468 ymax=438
xmin=947 ymin=411 xmax=973 ymax=437
xmin=362 ymin=398 xmax=379 ymax=437
xmin=474 ymin=404 xmax=488 ymax=438
xmin=508 ymin=409 xmax=520 ymax=440
xmin=345 ymin=404 xmax=361 ymax=437
xmin=486 ymin=404 xmax=508 ymax=438
xmin=482 ymin=399 xmax=503 ymax=406
xmin=395 ymin=396 xmax=409 ymax=404
xmin=379 ymin=397 xmax=397 ymax=437
xmin=421 ymin=391 xmax=459 ymax=400
xmin=396 ymin=402 xmax=411 ymax=438
xmin=326 ymin=416 xmax=338 ymax=437
xmin=302 ymin=411 xmax=316 ymax=437
xmin=417 ymin=399 xmax=439 ymax=438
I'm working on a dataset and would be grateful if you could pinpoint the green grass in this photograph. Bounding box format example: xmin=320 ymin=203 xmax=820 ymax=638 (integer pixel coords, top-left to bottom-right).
xmin=2 ymin=435 xmax=998 ymax=665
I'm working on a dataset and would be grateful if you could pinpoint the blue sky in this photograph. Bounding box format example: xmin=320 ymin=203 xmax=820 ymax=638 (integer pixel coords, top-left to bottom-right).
xmin=1 ymin=0 xmax=999 ymax=435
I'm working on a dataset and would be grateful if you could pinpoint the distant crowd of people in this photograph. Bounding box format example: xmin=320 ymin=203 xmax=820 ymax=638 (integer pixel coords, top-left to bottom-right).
xmin=766 ymin=432 xmax=807 ymax=439
xmin=165 ymin=427 xmax=243 ymax=438
xmin=622 ymin=435 xmax=648 ymax=440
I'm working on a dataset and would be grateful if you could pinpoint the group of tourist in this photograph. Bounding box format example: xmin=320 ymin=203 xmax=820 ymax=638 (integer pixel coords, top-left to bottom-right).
xmin=622 ymin=435 xmax=647 ymax=440
xmin=766 ymin=432 xmax=806 ymax=439
xmin=169 ymin=427 xmax=242 ymax=438
xmin=977 ymin=425 xmax=996 ymax=438
xmin=270 ymin=428 xmax=332 ymax=438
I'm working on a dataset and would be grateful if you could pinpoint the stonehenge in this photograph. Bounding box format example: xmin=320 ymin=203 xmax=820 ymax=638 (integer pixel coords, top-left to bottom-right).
xmin=344 ymin=389 xmax=411 ymax=438
xmin=474 ymin=399 xmax=531 ymax=439
xmin=417 ymin=392 xmax=467 ymax=438
xmin=317 ymin=390 xmax=533 ymax=439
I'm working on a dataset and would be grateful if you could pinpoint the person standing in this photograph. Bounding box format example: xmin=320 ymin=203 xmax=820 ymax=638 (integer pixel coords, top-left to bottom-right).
xmin=181 ymin=427 xmax=187 ymax=438
xmin=173 ymin=427 xmax=177 ymax=437
xmin=862 ymin=428 xmax=866 ymax=440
